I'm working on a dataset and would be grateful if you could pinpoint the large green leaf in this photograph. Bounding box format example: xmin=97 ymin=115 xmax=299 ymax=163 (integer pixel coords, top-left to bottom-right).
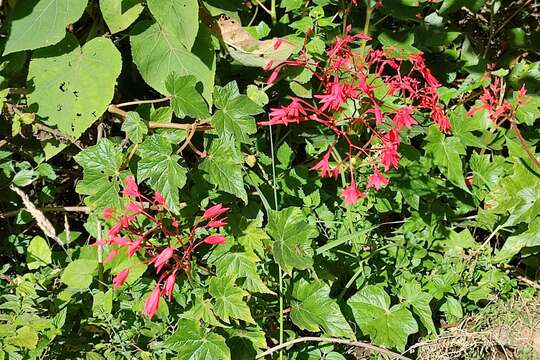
xmin=214 ymin=252 xmax=274 ymax=294
xmin=3 ymin=0 xmax=88 ymax=55
xmin=266 ymin=207 xmax=318 ymax=274
xmin=61 ymin=259 xmax=98 ymax=289
xmin=165 ymin=73 xmax=210 ymax=119
xmin=164 ymin=319 xmax=231 ymax=360
xmin=494 ymin=217 xmax=540 ymax=263
xmin=290 ymin=279 xmax=354 ymax=339
xmin=425 ymin=126 xmax=468 ymax=191
xmin=207 ymin=276 xmax=255 ymax=324
xmin=199 ymin=136 xmax=247 ymax=202
xmin=137 ymin=134 xmax=187 ymax=214
xmin=131 ymin=21 xmax=214 ymax=102
xmin=348 ymin=285 xmax=418 ymax=351
xmin=400 ymin=281 xmax=436 ymax=334
xmin=147 ymin=0 xmax=199 ymax=50
xmin=211 ymin=82 xmax=263 ymax=144
xmin=27 ymin=35 xmax=122 ymax=159
xmin=26 ymin=236 xmax=52 ymax=270
xmin=99 ymin=0 xmax=143 ymax=34
xmin=74 ymin=139 xmax=125 ymax=211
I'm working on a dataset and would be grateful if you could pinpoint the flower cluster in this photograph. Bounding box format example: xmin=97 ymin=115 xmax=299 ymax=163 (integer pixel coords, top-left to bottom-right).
xmin=260 ymin=28 xmax=451 ymax=205
xmin=95 ymin=176 xmax=229 ymax=319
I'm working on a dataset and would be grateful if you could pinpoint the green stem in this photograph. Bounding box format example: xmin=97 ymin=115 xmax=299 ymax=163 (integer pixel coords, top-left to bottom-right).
xmin=361 ymin=0 xmax=372 ymax=56
xmin=270 ymin=0 xmax=277 ymax=25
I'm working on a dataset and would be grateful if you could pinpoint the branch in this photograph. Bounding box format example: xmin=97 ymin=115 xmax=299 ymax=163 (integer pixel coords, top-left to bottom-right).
xmin=115 ymin=96 xmax=171 ymax=108
xmin=255 ymin=337 xmax=411 ymax=360
xmin=510 ymin=122 xmax=540 ymax=170
xmin=107 ymin=104 xmax=212 ymax=131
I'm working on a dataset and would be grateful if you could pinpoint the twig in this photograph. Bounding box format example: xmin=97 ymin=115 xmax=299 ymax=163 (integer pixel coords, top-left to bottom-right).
xmin=107 ymin=105 xmax=212 ymax=131
xmin=510 ymin=122 xmax=540 ymax=170
xmin=0 ymin=206 xmax=90 ymax=218
xmin=120 ymin=143 xmax=140 ymax=171
xmin=494 ymin=0 xmax=534 ymax=36
xmin=115 ymin=97 xmax=171 ymax=108
xmin=177 ymin=123 xmax=197 ymax=154
xmin=255 ymin=337 xmax=411 ymax=360
xmin=34 ymin=123 xmax=85 ymax=150
xmin=253 ymin=307 xmax=292 ymax=320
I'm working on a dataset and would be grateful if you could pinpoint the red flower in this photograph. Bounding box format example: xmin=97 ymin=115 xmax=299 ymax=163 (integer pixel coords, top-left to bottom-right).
xmin=207 ymin=218 xmax=228 ymax=228
xmin=106 ymin=249 xmax=119 ymax=263
xmin=393 ymin=107 xmax=417 ymax=129
xmin=126 ymin=202 xmax=144 ymax=214
xmin=203 ymin=234 xmax=226 ymax=245
xmin=108 ymin=221 xmax=124 ymax=238
xmin=203 ymin=204 xmax=229 ymax=219
xmin=164 ymin=272 xmax=176 ymax=301
xmin=154 ymin=192 xmax=165 ymax=205
xmin=341 ymin=181 xmax=366 ymax=206
xmin=153 ymin=247 xmax=173 ymax=272
xmin=315 ymin=80 xmax=352 ymax=112
xmin=273 ymin=38 xmax=283 ymax=50
xmin=127 ymin=239 xmax=141 ymax=257
xmin=121 ymin=176 xmax=141 ymax=197
xmin=143 ymin=285 xmax=161 ymax=319
xmin=113 ymin=268 xmax=130 ymax=289
xmin=431 ymin=106 xmax=451 ymax=133
xmin=110 ymin=236 xmax=131 ymax=246
xmin=310 ymin=152 xmax=332 ymax=178
xmin=367 ymin=170 xmax=389 ymax=190
xmin=379 ymin=146 xmax=400 ymax=171
xmin=102 ymin=208 xmax=113 ymax=219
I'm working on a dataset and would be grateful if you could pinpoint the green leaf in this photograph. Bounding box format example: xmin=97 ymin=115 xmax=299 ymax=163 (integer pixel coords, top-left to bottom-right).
xmin=165 ymin=73 xmax=210 ymax=119
xmin=26 ymin=236 xmax=52 ymax=270
xmin=27 ymin=35 xmax=122 ymax=159
xmin=99 ymin=0 xmax=144 ymax=34
xmin=181 ymin=294 xmax=222 ymax=327
xmin=211 ymin=82 xmax=263 ymax=144
xmin=121 ymin=112 xmax=148 ymax=144
xmin=137 ymin=134 xmax=187 ymax=214
xmin=378 ymin=32 xmax=421 ymax=57
xmin=514 ymin=94 xmax=540 ymax=126
xmin=425 ymin=126 xmax=468 ymax=191
xmin=147 ymin=0 xmax=199 ymax=50
xmin=400 ymin=282 xmax=436 ymax=334
xmin=92 ymin=290 xmax=113 ymax=316
xmin=494 ymin=217 xmax=540 ymax=263
xmin=266 ymin=207 xmax=318 ymax=274
xmin=207 ymin=276 xmax=255 ymax=324
xmin=164 ymin=319 xmax=231 ymax=360
xmin=74 ymin=139 xmax=124 ymax=211
xmin=199 ymin=136 xmax=247 ymax=202
xmin=12 ymin=169 xmax=37 ymax=187
xmin=348 ymin=285 xmax=418 ymax=351
xmin=131 ymin=21 xmax=214 ymax=102
xmin=5 ymin=326 xmax=38 ymax=349
xmin=440 ymin=0 xmax=486 ymax=14
xmin=246 ymin=85 xmax=269 ymax=107
xmin=61 ymin=259 xmax=98 ymax=289
xmin=214 ymin=252 xmax=274 ymax=294
xmin=290 ymin=279 xmax=354 ymax=339
xmin=3 ymin=0 xmax=88 ymax=55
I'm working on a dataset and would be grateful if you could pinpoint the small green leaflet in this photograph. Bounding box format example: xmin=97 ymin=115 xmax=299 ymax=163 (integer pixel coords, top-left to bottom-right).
xmin=181 ymin=294 xmax=222 ymax=327
xmin=290 ymin=279 xmax=354 ymax=339
xmin=266 ymin=207 xmax=318 ymax=274
xmin=147 ymin=0 xmax=199 ymax=50
xmin=74 ymin=139 xmax=125 ymax=211
xmin=121 ymin=112 xmax=148 ymax=144
xmin=199 ymin=136 xmax=248 ymax=202
xmin=348 ymin=285 xmax=418 ymax=351
xmin=207 ymin=276 xmax=255 ymax=324
xmin=27 ymin=35 xmax=122 ymax=159
xmin=164 ymin=319 xmax=231 ymax=360
xmin=166 ymin=73 xmax=210 ymax=119
xmin=137 ymin=134 xmax=187 ymax=214
xmin=211 ymin=82 xmax=263 ymax=144
xmin=424 ymin=126 xmax=469 ymax=192
xmin=3 ymin=0 xmax=88 ymax=55
xmin=131 ymin=20 xmax=214 ymax=102
xmin=99 ymin=0 xmax=144 ymax=34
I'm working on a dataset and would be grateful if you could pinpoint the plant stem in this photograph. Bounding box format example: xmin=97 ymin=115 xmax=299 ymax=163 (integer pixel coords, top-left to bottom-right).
xmin=115 ymin=97 xmax=171 ymax=108
xmin=361 ymin=0 xmax=372 ymax=56
xmin=256 ymin=336 xmax=411 ymax=360
xmin=270 ymin=0 xmax=277 ymax=25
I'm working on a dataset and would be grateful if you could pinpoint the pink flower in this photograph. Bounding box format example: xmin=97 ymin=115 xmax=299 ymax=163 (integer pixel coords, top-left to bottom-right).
xmin=431 ymin=106 xmax=451 ymax=134
xmin=126 ymin=201 xmax=144 ymax=214
xmin=203 ymin=204 xmax=229 ymax=219
xmin=315 ymin=80 xmax=352 ymax=112
xmin=310 ymin=152 xmax=332 ymax=177
xmin=379 ymin=146 xmax=400 ymax=171
xmin=164 ymin=272 xmax=176 ymax=301
xmin=203 ymin=234 xmax=226 ymax=245
xmin=102 ymin=208 xmax=113 ymax=219
xmin=367 ymin=170 xmax=389 ymax=190
xmin=143 ymin=285 xmax=161 ymax=319
xmin=106 ymin=249 xmax=119 ymax=263
xmin=108 ymin=221 xmax=123 ymax=238
xmin=172 ymin=219 xmax=179 ymax=228
xmin=127 ymin=239 xmax=141 ymax=257
xmin=154 ymin=192 xmax=165 ymax=205
xmin=110 ymin=236 xmax=131 ymax=246
xmin=393 ymin=107 xmax=417 ymax=129
xmin=267 ymin=66 xmax=281 ymax=84
xmin=274 ymin=38 xmax=283 ymax=50
xmin=207 ymin=218 xmax=228 ymax=228
xmin=121 ymin=176 xmax=141 ymax=197
xmin=90 ymin=240 xmax=107 ymax=247
xmin=113 ymin=268 xmax=130 ymax=289
xmin=341 ymin=181 xmax=366 ymax=206
xmin=153 ymin=247 xmax=173 ymax=272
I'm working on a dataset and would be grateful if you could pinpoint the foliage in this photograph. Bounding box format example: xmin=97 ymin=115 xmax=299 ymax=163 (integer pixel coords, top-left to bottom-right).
xmin=0 ymin=0 xmax=539 ymax=359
